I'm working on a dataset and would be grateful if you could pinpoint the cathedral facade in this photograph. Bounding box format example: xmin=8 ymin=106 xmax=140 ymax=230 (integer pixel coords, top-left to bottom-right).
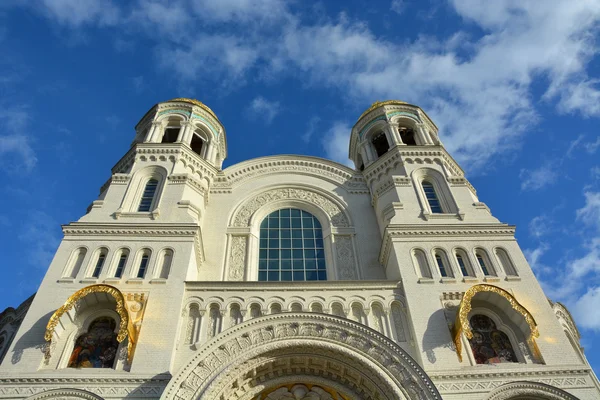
xmin=0 ymin=98 xmax=598 ymax=400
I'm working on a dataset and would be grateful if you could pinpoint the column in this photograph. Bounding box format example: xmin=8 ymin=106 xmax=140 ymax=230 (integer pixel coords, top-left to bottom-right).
xmin=417 ymin=124 xmax=434 ymax=145
xmin=177 ymin=121 xmax=191 ymax=144
xmin=147 ymin=121 xmax=163 ymax=143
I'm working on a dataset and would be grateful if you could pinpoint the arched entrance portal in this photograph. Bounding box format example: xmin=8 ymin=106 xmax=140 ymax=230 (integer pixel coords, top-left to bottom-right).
xmin=163 ymin=313 xmax=441 ymax=400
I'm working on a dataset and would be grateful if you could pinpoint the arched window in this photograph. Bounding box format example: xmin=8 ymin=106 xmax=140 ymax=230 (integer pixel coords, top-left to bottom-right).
xmin=290 ymin=302 xmax=303 ymax=312
xmin=136 ymin=249 xmax=151 ymax=278
xmin=311 ymin=302 xmax=323 ymax=313
xmin=412 ymin=249 xmax=432 ymax=279
xmin=270 ymin=303 xmax=282 ymax=314
xmin=434 ymin=249 xmax=453 ymax=278
xmin=258 ymin=208 xmax=326 ymax=282
xmin=495 ymin=248 xmax=518 ymax=276
xmin=190 ymin=132 xmax=205 ymax=156
xmin=68 ymin=317 xmax=119 ymax=368
xmin=249 ymin=303 xmax=262 ymax=319
xmin=229 ymin=304 xmax=243 ymax=327
xmin=137 ymin=179 xmax=159 ymax=212
xmin=113 ymin=250 xmax=129 ymax=278
xmin=468 ymin=314 xmax=518 ymax=364
xmin=422 ymin=181 xmax=443 ymax=213
xmin=161 ymin=127 xmax=180 ymax=143
xmin=186 ymin=304 xmax=201 ymax=344
xmin=158 ymin=249 xmax=173 ymax=279
xmin=65 ymin=247 xmax=87 ymax=278
xmin=207 ymin=304 xmax=221 ymax=338
xmin=475 ymin=249 xmax=496 ymax=276
xmin=371 ymin=131 xmax=390 ymax=157
xmin=90 ymin=248 xmax=108 ymax=278
xmin=455 ymin=250 xmax=474 ymax=277
xmin=331 ymin=303 xmax=345 ymax=317
xmin=399 ymin=127 xmax=417 ymax=145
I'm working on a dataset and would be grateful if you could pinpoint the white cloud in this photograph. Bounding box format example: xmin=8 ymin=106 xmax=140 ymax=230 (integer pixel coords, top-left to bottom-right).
xmin=0 ymin=106 xmax=36 ymax=172
xmin=390 ymin=0 xmax=406 ymax=15
xmin=321 ymin=121 xmax=353 ymax=167
xmin=584 ymin=136 xmax=600 ymax=154
xmin=523 ymin=243 xmax=551 ymax=274
xmin=591 ymin=166 xmax=600 ymax=180
xmin=302 ymin=116 xmax=320 ymax=143
xmin=577 ymin=191 xmax=600 ymax=228
xmin=529 ymin=215 xmax=553 ymax=238
xmin=38 ymin=0 xmax=120 ymax=26
xmin=519 ymin=163 xmax=557 ymax=191
xmin=191 ymin=0 xmax=288 ymax=23
xmin=246 ymin=96 xmax=281 ymax=125
xmin=572 ymin=286 xmax=600 ymax=331
xmin=18 ymin=211 xmax=61 ymax=268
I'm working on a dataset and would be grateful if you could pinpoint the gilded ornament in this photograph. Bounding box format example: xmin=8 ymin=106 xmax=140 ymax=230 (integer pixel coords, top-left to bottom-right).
xmin=45 ymin=284 xmax=138 ymax=360
xmin=167 ymin=98 xmax=219 ymax=122
xmin=357 ymin=100 xmax=410 ymax=121
xmin=452 ymin=284 xmax=539 ymax=362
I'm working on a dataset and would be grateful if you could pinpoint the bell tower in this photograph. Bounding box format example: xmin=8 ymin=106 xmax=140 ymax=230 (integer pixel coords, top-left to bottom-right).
xmin=350 ymin=100 xmax=583 ymax=370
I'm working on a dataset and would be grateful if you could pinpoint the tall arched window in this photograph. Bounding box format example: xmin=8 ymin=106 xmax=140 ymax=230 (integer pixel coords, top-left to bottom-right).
xmin=412 ymin=248 xmax=432 ymax=279
xmin=258 ymin=208 xmax=326 ymax=282
xmin=434 ymin=249 xmax=453 ymax=278
xmin=468 ymin=314 xmax=518 ymax=364
xmin=90 ymin=248 xmax=108 ymax=278
xmin=495 ymin=248 xmax=518 ymax=276
xmin=399 ymin=127 xmax=417 ymax=145
xmin=158 ymin=249 xmax=173 ymax=279
xmin=68 ymin=317 xmax=119 ymax=368
xmin=455 ymin=249 xmax=474 ymax=277
xmin=113 ymin=250 xmax=129 ymax=278
xmin=475 ymin=249 xmax=496 ymax=276
xmin=65 ymin=247 xmax=87 ymax=278
xmin=136 ymin=249 xmax=151 ymax=278
xmin=137 ymin=179 xmax=158 ymax=212
xmin=422 ymin=181 xmax=443 ymax=213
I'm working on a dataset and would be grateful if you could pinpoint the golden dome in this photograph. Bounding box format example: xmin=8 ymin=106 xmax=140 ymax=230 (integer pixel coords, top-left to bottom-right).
xmin=167 ymin=98 xmax=219 ymax=121
xmin=358 ymin=100 xmax=409 ymax=121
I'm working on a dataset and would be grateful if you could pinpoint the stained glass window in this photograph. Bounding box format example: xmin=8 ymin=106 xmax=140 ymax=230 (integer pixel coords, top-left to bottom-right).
xmin=468 ymin=314 xmax=518 ymax=364
xmin=258 ymin=208 xmax=326 ymax=281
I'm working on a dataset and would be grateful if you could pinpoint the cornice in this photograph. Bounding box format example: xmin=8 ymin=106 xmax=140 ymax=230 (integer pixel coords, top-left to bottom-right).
xmin=212 ymin=156 xmax=368 ymax=194
xmin=428 ymin=366 xmax=593 ymax=381
xmin=363 ymin=147 xmax=464 ymax=182
xmin=62 ymin=223 xmax=200 ymax=237
xmin=185 ymin=280 xmax=402 ymax=292
xmin=379 ymin=224 xmax=516 ymax=264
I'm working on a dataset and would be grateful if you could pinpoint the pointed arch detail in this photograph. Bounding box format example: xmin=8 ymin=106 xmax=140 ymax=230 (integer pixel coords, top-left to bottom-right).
xmin=452 ymin=284 xmax=539 ymax=361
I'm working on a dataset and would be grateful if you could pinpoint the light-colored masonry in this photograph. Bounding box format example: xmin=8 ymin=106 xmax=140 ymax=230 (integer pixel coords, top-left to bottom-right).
xmin=0 ymin=99 xmax=598 ymax=400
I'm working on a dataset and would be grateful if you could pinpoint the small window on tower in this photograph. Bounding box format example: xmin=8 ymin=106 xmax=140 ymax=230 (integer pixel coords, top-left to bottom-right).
xmin=162 ymin=127 xmax=179 ymax=143
xmin=138 ymin=179 xmax=158 ymax=212
xmin=371 ymin=131 xmax=390 ymax=157
xmin=190 ymin=133 xmax=204 ymax=156
xmin=399 ymin=127 xmax=417 ymax=145
xmin=422 ymin=181 xmax=443 ymax=213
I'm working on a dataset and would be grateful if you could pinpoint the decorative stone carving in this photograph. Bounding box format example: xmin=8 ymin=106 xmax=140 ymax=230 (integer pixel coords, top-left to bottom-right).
xmin=263 ymin=384 xmax=334 ymax=400
xmin=163 ymin=313 xmax=441 ymax=400
xmin=334 ymin=236 xmax=356 ymax=280
xmin=232 ymin=188 xmax=349 ymax=228
xmin=228 ymin=236 xmax=247 ymax=281
xmin=486 ymin=381 xmax=580 ymax=400
xmin=186 ymin=304 xmax=201 ymax=344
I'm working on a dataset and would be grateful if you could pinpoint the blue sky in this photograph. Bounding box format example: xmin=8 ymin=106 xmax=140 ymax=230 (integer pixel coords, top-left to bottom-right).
xmin=1 ymin=0 xmax=600 ymax=372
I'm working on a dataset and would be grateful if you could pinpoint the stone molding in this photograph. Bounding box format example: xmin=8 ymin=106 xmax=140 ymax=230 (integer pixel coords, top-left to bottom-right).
xmin=363 ymin=148 xmax=463 ymax=182
xmin=230 ymin=187 xmax=350 ymax=228
xmin=25 ymin=388 xmax=105 ymax=400
xmin=163 ymin=313 xmax=441 ymax=400
xmin=0 ymin=376 xmax=169 ymax=399
xmin=430 ymin=368 xmax=593 ymax=394
xmin=212 ymin=157 xmax=368 ymax=194
xmin=62 ymin=224 xmax=200 ymax=237
xmin=379 ymin=225 xmax=516 ymax=264
xmin=486 ymin=381 xmax=580 ymax=400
